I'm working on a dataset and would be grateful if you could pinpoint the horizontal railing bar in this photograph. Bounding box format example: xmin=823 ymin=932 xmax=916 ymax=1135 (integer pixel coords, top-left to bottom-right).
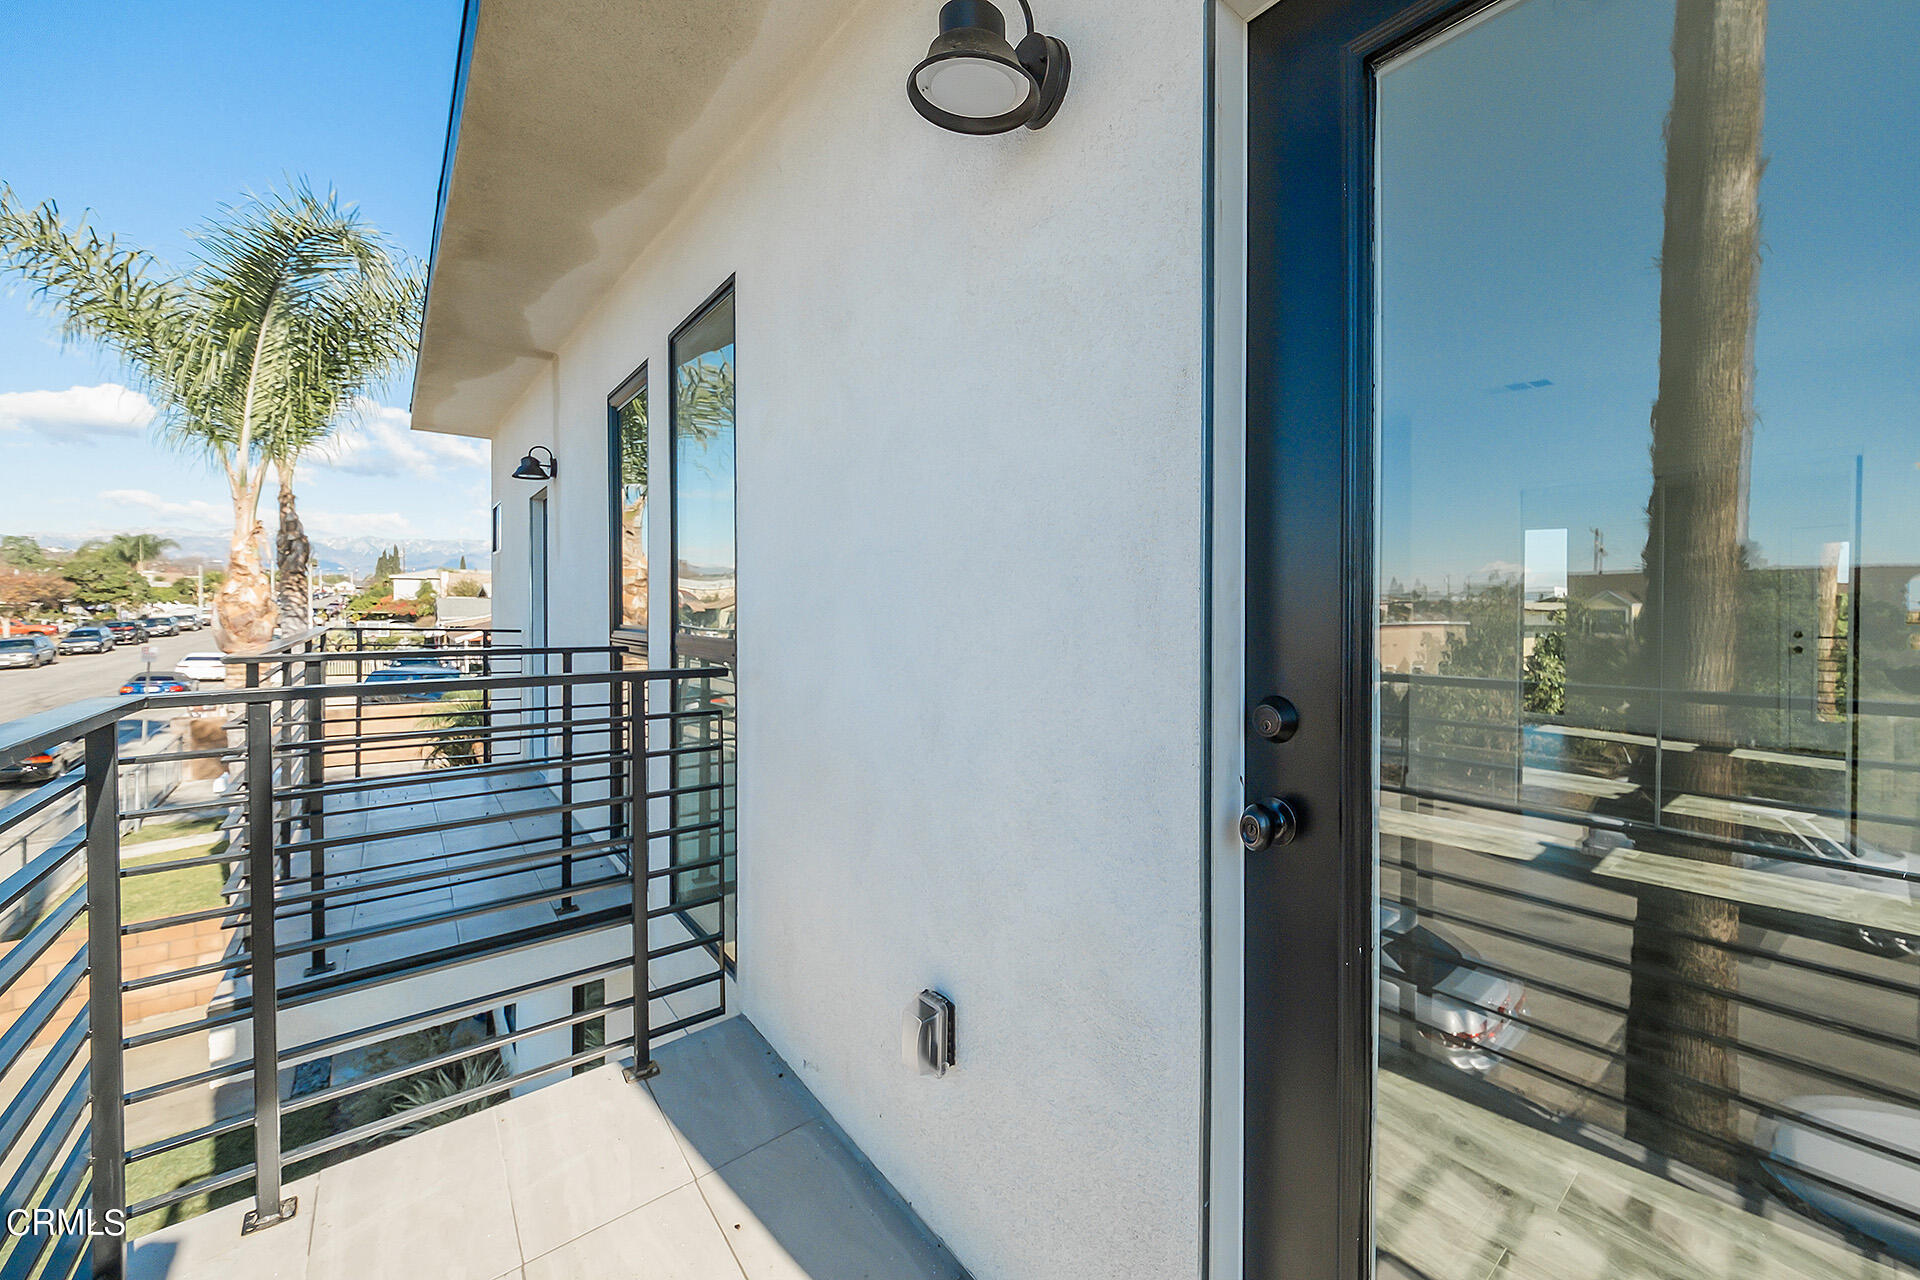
xmin=275 ymin=793 xmax=630 ymax=859
xmin=0 ymin=766 xmax=83 ymax=833
xmin=277 ymin=905 xmax=629 ymax=1008
xmin=270 ymin=869 xmax=629 ymax=958
xmin=283 ymin=996 xmax=635 ymax=1119
xmin=1383 ymin=785 xmax=1920 ymax=886
xmin=0 ymin=890 xmax=86 ymax=1000
xmin=126 ymin=1160 xmax=254 ymax=1219
xmin=278 ymin=769 xmax=626 ymax=831
xmin=120 ymin=898 xmax=242 ymax=935
xmin=120 ymin=950 xmax=246 ymax=995
xmin=0 ymin=1007 xmax=88 ymax=1170
xmin=653 ymin=970 xmax=724 ymax=1000
xmin=0 ymin=697 xmax=125 ymax=768
xmin=1380 ymin=855 xmax=1920 ymax=1001
xmin=1374 ymin=1004 xmax=1920 ymax=1234
xmin=274 ymin=955 xmax=632 ymax=1070
xmin=1410 ymin=896 xmax=1920 ymax=1056
xmin=122 ymin=1004 xmax=248 ymax=1052
xmin=274 ymin=746 xmax=625 ymax=803
xmin=653 ymin=1007 xmax=727 ymax=1039
xmin=0 ymin=945 xmax=89 ymax=1070
xmin=0 ymin=1069 xmax=88 ymax=1233
xmin=270 ymin=836 xmax=628 ymax=915
xmin=120 ymin=848 xmax=238 ymax=879
xmin=124 ymin=1111 xmax=253 ymax=1166
xmin=0 ymin=826 xmax=83 ymax=918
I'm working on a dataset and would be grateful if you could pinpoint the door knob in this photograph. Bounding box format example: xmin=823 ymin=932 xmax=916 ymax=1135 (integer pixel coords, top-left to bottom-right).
xmin=1240 ymin=798 xmax=1299 ymax=852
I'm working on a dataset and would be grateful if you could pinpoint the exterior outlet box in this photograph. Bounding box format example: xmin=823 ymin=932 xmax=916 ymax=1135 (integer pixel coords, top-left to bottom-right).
xmin=904 ymin=990 xmax=956 ymax=1077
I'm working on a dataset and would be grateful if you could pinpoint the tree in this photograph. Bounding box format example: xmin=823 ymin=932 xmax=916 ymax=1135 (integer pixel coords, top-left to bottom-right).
xmin=0 ymin=183 xmax=418 ymax=652
xmin=1622 ymin=0 xmax=1767 ymax=1181
xmin=99 ymin=532 xmax=178 ymax=573
xmin=61 ymin=548 xmax=149 ymax=610
xmin=268 ymin=274 xmax=422 ymax=635
xmin=0 ymin=569 xmax=73 ymax=614
xmin=0 ymin=536 xmax=49 ymax=570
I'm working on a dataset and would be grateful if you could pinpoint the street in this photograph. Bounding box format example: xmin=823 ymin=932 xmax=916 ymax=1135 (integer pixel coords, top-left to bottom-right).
xmin=0 ymin=629 xmax=206 ymax=724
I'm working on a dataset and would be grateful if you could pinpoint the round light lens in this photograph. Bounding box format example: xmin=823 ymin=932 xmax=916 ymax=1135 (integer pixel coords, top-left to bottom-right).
xmin=916 ymin=55 xmax=1031 ymax=119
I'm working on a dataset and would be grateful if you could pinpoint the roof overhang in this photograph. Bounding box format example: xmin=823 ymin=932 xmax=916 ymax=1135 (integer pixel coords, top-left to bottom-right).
xmin=411 ymin=0 xmax=862 ymax=439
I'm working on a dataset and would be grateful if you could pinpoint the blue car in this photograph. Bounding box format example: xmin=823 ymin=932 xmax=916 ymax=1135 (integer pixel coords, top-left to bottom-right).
xmin=119 ymin=672 xmax=197 ymax=695
xmin=363 ymin=660 xmax=464 ymax=702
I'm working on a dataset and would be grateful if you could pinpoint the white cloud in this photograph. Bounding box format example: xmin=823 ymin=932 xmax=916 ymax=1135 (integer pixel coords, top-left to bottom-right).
xmin=98 ymin=489 xmax=228 ymax=529
xmin=0 ymin=384 xmax=155 ymax=441
xmin=312 ymin=399 xmax=488 ymax=481
xmin=299 ymin=509 xmax=420 ymax=540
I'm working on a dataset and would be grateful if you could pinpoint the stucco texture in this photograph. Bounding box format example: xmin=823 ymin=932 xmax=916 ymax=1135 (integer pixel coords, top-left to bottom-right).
xmin=465 ymin=2 xmax=1210 ymax=1275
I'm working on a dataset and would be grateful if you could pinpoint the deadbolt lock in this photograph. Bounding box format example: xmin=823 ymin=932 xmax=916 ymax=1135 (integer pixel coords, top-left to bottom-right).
xmin=1251 ymin=697 xmax=1299 ymax=742
xmin=1240 ymin=798 xmax=1299 ymax=852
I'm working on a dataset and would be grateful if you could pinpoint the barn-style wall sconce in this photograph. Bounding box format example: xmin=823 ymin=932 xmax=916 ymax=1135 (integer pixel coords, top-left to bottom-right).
xmin=907 ymin=0 xmax=1070 ymax=135
xmin=511 ymin=446 xmax=557 ymax=481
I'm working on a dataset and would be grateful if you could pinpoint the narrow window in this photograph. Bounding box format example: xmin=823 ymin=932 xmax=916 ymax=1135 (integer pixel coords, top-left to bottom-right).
xmin=670 ymin=282 xmax=736 ymax=970
xmin=609 ymin=364 xmax=649 ymax=653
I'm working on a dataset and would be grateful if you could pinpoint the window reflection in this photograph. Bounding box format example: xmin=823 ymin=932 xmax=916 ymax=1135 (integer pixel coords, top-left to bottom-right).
xmin=611 ymin=373 xmax=648 ymax=641
xmin=1375 ymin=0 xmax=1920 ymax=1274
xmin=670 ymin=288 xmax=736 ymax=966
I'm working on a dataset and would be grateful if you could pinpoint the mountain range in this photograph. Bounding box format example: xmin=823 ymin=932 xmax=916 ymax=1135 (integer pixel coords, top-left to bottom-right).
xmin=24 ymin=529 xmax=492 ymax=577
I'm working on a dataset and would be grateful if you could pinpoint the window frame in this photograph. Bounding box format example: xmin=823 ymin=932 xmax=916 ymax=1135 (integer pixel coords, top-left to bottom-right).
xmin=607 ymin=360 xmax=651 ymax=654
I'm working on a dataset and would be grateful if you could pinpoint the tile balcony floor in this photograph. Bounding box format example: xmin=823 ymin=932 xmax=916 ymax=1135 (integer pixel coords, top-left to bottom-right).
xmin=127 ymin=1017 xmax=968 ymax=1280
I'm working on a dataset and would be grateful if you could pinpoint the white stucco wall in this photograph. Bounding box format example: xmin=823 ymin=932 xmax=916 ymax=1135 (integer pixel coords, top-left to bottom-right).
xmin=477 ymin=3 xmax=1211 ymax=1275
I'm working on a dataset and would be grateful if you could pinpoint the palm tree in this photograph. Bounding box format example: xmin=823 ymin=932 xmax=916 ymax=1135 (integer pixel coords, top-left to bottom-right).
xmin=266 ymin=271 xmax=423 ymax=635
xmin=0 ymin=183 xmax=418 ymax=651
xmin=1624 ymin=0 xmax=1767 ymax=1180
xmin=101 ymin=533 xmax=178 ymax=575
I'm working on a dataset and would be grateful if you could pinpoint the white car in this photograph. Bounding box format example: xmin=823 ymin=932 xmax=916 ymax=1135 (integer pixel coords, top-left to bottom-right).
xmin=174 ymin=652 xmax=232 ymax=683
xmin=1379 ymin=901 xmax=1528 ymax=1073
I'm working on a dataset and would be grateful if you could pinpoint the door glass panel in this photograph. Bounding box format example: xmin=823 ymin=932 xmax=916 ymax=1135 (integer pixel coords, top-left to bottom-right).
xmin=1375 ymin=2 xmax=1920 ymax=1276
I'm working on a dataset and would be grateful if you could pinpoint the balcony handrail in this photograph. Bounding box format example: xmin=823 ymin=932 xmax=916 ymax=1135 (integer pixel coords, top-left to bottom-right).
xmin=0 ymin=643 xmax=735 ymax=1275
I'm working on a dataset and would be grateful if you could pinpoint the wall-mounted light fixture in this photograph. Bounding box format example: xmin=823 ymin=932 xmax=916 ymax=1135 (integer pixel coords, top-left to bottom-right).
xmin=907 ymin=0 xmax=1069 ymax=136
xmin=511 ymin=446 xmax=557 ymax=481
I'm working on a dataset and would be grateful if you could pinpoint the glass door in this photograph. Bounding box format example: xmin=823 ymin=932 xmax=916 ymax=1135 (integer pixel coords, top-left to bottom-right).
xmin=1248 ymin=1 xmax=1920 ymax=1276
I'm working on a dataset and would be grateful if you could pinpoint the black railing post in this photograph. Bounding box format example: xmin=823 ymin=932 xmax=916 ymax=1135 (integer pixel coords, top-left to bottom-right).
xmin=303 ymin=653 xmax=332 ymax=975
xmin=242 ymin=700 xmax=294 ymax=1233
xmin=624 ymin=675 xmax=656 ymax=1081
xmin=276 ymin=659 xmax=293 ymax=877
xmin=83 ymin=723 xmax=126 ymax=1279
xmin=556 ymin=651 xmax=576 ymax=915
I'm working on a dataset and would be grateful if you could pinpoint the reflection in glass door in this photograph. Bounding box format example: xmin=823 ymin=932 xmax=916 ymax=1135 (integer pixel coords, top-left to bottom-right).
xmin=1371 ymin=1 xmax=1920 ymax=1276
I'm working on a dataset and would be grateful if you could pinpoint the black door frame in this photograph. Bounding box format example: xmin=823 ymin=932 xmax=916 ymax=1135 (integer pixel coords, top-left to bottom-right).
xmin=1243 ymin=1 xmax=1501 ymax=1275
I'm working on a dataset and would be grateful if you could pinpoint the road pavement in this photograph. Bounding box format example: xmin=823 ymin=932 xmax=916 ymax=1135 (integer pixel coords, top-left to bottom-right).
xmin=0 ymin=630 xmax=207 ymax=725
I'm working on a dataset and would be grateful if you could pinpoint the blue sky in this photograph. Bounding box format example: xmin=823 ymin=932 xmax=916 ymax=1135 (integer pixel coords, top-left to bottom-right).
xmin=1376 ymin=0 xmax=1920 ymax=595
xmin=0 ymin=0 xmax=478 ymax=553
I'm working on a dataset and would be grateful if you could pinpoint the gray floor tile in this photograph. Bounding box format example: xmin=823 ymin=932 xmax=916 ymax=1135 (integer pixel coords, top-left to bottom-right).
xmin=645 ymin=1019 xmax=820 ymax=1177
xmin=126 ymin=1174 xmax=320 ymax=1280
xmin=522 ymin=1184 xmax=745 ymax=1280
xmin=696 ymin=1123 xmax=965 ymax=1280
xmin=306 ymin=1108 xmax=520 ymax=1280
xmin=497 ymin=1065 xmax=696 ymax=1259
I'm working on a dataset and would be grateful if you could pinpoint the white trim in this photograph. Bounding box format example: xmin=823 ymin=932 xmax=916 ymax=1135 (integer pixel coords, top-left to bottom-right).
xmin=1207 ymin=3 xmax=1251 ymax=1279
xmin=1222 ymin=0 xmax=1286 ymax=21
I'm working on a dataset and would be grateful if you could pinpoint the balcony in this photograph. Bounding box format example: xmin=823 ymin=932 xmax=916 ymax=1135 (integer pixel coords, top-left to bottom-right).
xmin=0 ymin=629 xmax=961 ymax=1279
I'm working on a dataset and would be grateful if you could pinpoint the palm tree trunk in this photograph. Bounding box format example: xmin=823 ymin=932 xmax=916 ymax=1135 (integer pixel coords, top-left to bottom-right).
xmin=1624 ymin=0 xmax=1766 ymax=1182
xmin=214 ymin=467 xmax=275 ymax=653
xmin=275 ymin=462 xmax=313 ymax=636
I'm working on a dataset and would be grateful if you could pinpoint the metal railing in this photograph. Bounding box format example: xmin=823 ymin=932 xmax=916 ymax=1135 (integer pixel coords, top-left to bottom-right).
xmin=0 ymin=631 xmax=732 ymax=1276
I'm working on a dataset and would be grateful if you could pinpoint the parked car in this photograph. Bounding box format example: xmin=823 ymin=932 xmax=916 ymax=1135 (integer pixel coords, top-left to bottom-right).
xmin=0 ymin=739 xmax=83 ymax=784
xmin=1378 ymin=901 xmax=1527 ymax=1073
xmin=174 ymin=652 xmax=231 ymax=683
xmin=139 ymin=616 xmax=179 ymax=637
xmin=1757 ymin=1096 xmax=1920 ymax=1266
xmin=57 ymin=625 xmax=115 ymax=655
xmin=0 ymin=620 xmax=58 ymax=637
xmin=363 ymin=659 xmax=464 ymax=701
xmin=103 ymin=620 xmax=143 ymax=645
xmin=119 ymin=672 xmax=197 ymax=695
xmin=0 ymin=636 xmax=56 ymax=669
